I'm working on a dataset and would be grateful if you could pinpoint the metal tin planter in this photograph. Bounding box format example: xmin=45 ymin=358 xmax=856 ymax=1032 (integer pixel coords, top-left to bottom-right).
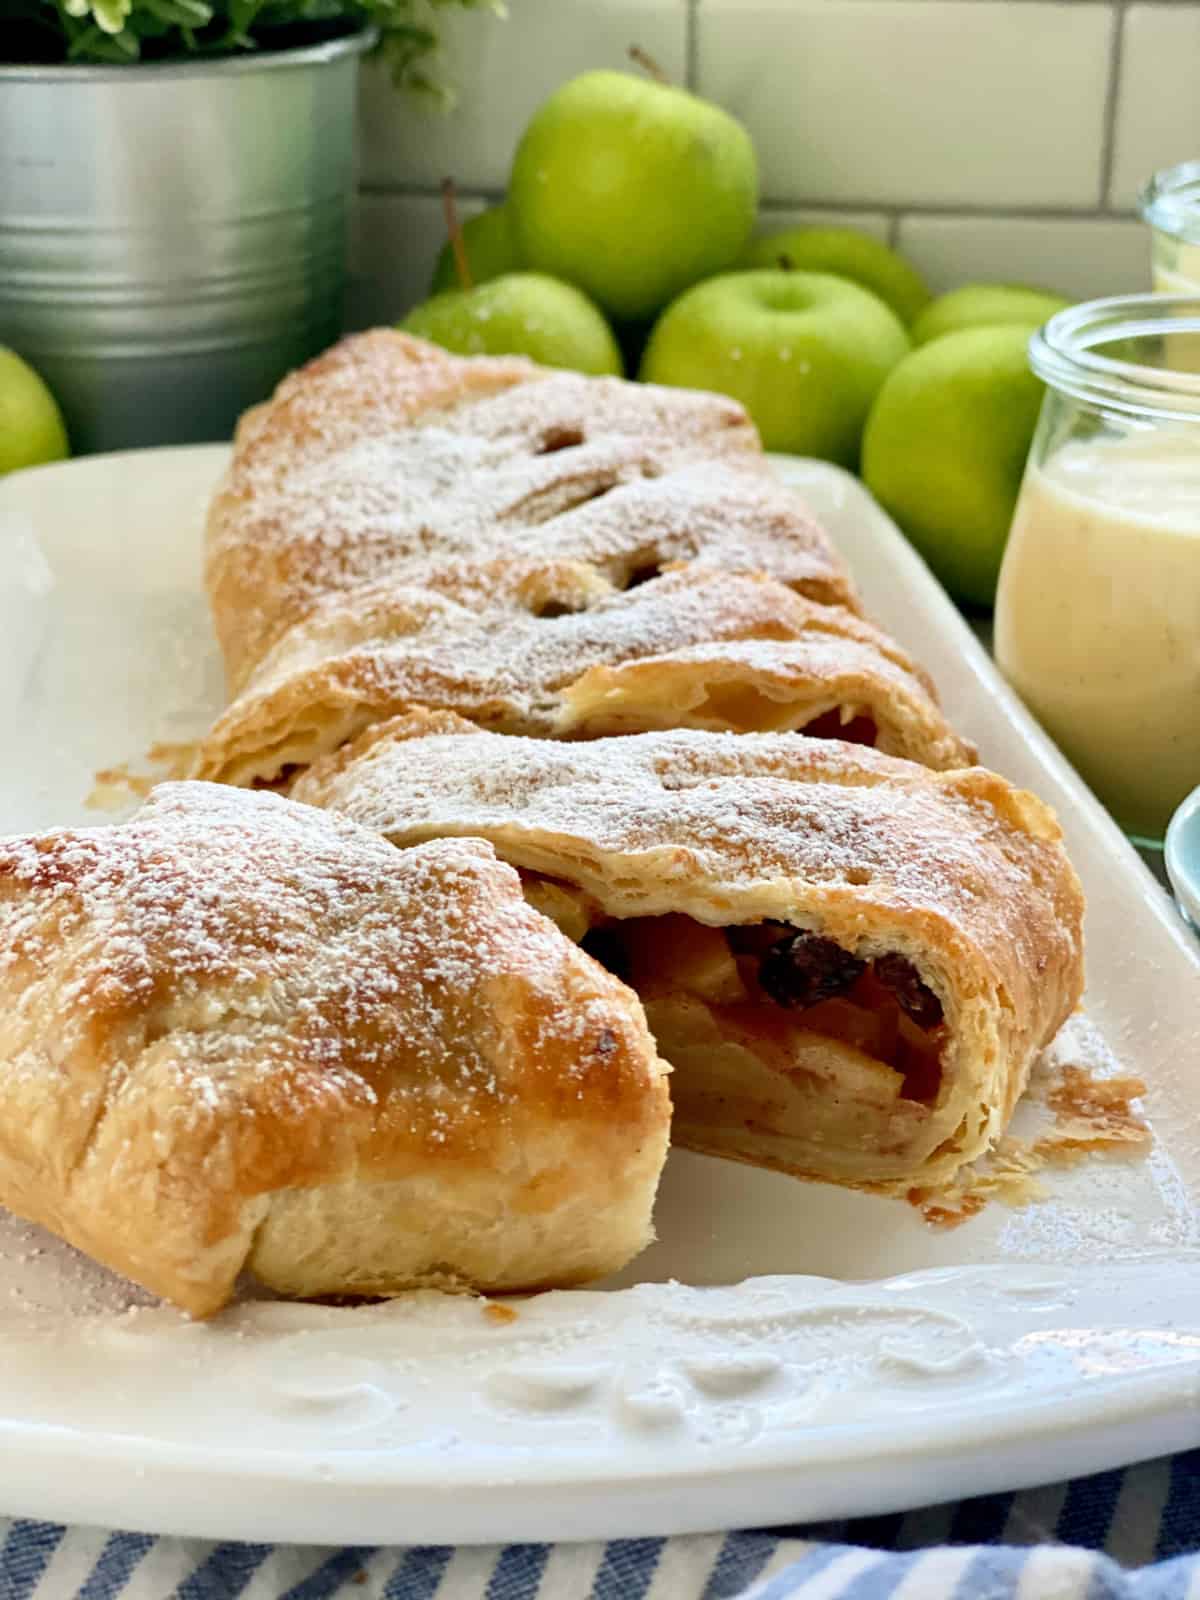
xmin=0 ymin=29 xmax=372 ymax=453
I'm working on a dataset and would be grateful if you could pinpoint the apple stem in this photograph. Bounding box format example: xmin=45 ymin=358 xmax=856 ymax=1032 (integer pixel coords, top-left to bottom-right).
xmin=440 ymin=177 xmax=473 ymax=293
xmin=628 ymin=44 xmax=669 ymax=83
xmin=777 ymin=253 xmax=795 ymax=271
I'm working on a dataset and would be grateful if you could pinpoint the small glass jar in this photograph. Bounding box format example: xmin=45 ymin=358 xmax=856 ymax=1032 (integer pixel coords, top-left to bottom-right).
xmin=1141 ymin=160 xmax=1200 ymax=294
xmin=994 ymin=294 xmax=1200 ymax=846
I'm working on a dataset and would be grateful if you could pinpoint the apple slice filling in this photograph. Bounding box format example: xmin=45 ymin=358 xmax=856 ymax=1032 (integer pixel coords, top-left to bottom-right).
xmin=516 ymin=873 xmax=948 ymax=1125
xmin=567 ymin=909 xmax=946 ymax=1117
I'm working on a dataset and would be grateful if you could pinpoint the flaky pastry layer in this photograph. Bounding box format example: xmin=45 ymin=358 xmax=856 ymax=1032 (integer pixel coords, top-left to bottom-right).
xmin=193 ymin=560 xmax=972 ymax=787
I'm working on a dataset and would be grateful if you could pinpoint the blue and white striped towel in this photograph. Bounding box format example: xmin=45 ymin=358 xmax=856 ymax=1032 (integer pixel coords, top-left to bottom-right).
xmin=3 ymin=1449 xmax=1197 ymax=1598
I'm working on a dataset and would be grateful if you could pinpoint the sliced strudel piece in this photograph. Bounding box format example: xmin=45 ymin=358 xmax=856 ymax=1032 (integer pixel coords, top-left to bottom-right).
xmin=295 ymin=714 xmax=1085 ymax=1192
xmin=0 ymin=783 xmax=670 ymax=1316
xmin=193 ymin=559 xmax=972 ymax=787
xmin=206 ymin=330 xmax=854 ymax=691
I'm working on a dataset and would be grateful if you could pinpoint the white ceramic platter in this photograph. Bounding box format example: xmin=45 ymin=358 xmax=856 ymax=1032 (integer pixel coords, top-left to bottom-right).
xmin=0 ymin=447 xmax=1198 ymax=1544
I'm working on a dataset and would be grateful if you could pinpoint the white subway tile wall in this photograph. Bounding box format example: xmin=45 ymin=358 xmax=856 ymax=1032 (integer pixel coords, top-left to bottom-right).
xmin=348 ymin=0 xmax=1200 ymax=329
xmin=895 ymin=215 xmax=1150 ymax=300
xmin=1109 ymin=7 xmax=1200 ymax=210
xmin=698 ymin=0 xmax=1114 ymax=209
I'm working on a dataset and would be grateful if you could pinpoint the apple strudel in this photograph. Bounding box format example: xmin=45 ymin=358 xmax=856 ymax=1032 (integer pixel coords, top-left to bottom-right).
xmin=294 ymin=713 xmax=1085 ymax=1192
xmin=0 ymin=782 xmax=670 ymax=1316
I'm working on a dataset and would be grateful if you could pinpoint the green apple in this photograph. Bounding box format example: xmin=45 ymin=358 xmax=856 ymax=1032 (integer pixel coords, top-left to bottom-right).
xmin=430 ymin=204 xmax=521 ymax=295
xmin=640 ymin=270 xmax=909 ymax=467
xmin=509 ymin=68 xmax=757 ymax=322
xmin=861 ymin=325 xmax=1045 ymax=607
xmin=402 ymin=271 xmax=622 ymax=376
xmin=742 ymin=227 xmax=931 ymax=326
xmin=912 ymin=283 xmax=1070 ymax=346
xmin=0 ymin=347 xmax=68 ymax=477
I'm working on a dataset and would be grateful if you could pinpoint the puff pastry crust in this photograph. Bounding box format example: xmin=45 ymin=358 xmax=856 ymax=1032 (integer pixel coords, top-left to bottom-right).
xmin=0 ymin=782 xmax=670 ymax=1316
xmin=205 ymin=331 xmax=856 ymax=693
xmin=295 ymin=714 xmax=1085 ymax=1191
xmin=193 ymin=560 xmax=973 ymax=787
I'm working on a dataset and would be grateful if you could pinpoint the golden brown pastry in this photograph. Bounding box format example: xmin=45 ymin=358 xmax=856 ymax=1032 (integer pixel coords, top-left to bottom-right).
xmin=193 ymin=559 xmax=972 ymax=788
xmin=295 ymin=714 xmax=1085 ymax=1192
xmin=205 ymin=330 xmax=855 ymax=692
xmin=0 ymin=782 xmax=670 ymax=1317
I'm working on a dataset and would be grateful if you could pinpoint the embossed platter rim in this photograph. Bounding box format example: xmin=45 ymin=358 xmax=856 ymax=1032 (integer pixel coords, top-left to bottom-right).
xmin=0 ymin=1262 xmax=1199 ymax=1542
xmin=0 ymin=446 xmax=1197 ymax=1544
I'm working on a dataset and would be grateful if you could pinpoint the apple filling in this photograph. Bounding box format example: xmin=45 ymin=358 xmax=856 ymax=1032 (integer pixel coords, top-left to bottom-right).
xmin=587 ymin=913 xmax=943 ymax=1100
xmin=520 ymin=873 xmax=948 ymax=1161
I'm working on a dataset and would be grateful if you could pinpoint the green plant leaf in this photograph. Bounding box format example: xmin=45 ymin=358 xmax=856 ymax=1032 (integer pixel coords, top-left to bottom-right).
xmin=5 ymin=0 xmax=497 ymax=74
xmin=91 ymin=0 xmax=132 ymax=33
xmin=64 ymin=16 xmax=138 ymax=54
xmin=140 ymin=0 xmax=212 ymax=26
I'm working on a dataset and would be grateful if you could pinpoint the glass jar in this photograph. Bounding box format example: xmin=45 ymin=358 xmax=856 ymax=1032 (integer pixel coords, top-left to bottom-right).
xmin=994 ymin=294 xmax=1200 ymax=846
xmin=1141 ymin=160 xmax=1200 ymax=294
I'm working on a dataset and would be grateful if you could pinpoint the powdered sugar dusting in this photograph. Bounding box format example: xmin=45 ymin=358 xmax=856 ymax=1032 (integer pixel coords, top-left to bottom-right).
xmin=0 ymin=1206 xmax=159 ymax=1319
xmin=295 ymin=724 xmax=1082 ymax=1014
xmin=198 ymin=563 xmax=958 ymax=782
xmin=0 ymin=783 xmax=660 ymax=1154
xmin=205 ymin=332 xmax=850 ymax=686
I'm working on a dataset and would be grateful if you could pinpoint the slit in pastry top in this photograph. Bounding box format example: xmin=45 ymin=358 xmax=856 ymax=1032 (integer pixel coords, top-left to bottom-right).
xmin=192 ymin=559 xmax=973 ymax=788
xmin=205 ymin=330 xmax=855 ymax=692
xmin=293 ymin=713 xmax=1086 ymax=1193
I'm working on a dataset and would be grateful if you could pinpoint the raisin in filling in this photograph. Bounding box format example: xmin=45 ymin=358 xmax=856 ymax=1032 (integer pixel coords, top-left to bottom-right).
xmin=752 ymin=930 xmax=943 ymax=1029
xmin=726 ymin=924 xmax=945 ymax=1103
xmin=758 ymin=933 xmax=865 ymax=1008
xmin=874 ymin=952 xmax=944 ymax=1028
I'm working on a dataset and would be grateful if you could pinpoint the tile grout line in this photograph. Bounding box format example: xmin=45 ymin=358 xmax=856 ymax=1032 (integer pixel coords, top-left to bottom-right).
xmin=754 ymin=199 xmax=1142 ymax=222
xmin=359 ymin=183 xmax=508 ymax=203
xmin=357 ymin=183 xmax=1142 ymax=226
xmin=1097 ymin=0 xmax=1128 ymax=210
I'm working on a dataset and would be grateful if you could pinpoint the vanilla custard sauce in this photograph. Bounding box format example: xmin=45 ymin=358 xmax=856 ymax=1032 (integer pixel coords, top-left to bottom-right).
xmin=996 ymin=434 xmax=1200 ymax=840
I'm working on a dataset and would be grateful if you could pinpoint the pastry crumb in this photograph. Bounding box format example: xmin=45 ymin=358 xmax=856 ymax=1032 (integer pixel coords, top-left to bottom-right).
xmin=911 ymin=1021 xmax=1150 ymax=1228
xmin=483 ymin=1301 xmax=519 ymax=1324
xmin=907 ymin=1191 xmax=987 ymax=1229
xmin=909 ymin=1140 xmax=1048 ymax=1226
xmin=87 ymin=743 xmax=197 ymax=810
xmin=86 ymin=766 xmax=156 ymax=810
xmin=1042 ymin=1066 xmax=1149 ymax=1153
